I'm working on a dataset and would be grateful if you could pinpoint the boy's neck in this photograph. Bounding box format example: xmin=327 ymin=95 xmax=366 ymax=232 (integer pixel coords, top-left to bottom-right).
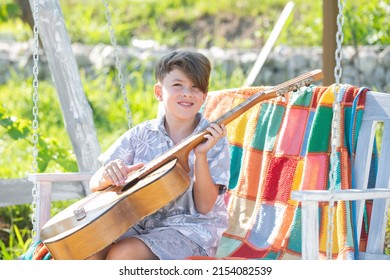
xmin=164 ymin=115 xmax=200 ymax=144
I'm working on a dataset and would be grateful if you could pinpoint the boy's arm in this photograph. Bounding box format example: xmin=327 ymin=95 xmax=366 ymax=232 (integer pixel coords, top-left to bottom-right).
xmin=193 ymin=153 xmax=220 ymax=214
xmin=193 ymin=123 xmax=227 ymax=214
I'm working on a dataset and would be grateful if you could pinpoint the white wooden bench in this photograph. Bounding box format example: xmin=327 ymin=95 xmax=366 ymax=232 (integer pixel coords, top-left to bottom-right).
xmin=27 ymin=172 xmax=93 ymax=241
xmin=28 ymin=91 xmax=390 ymax=259
xmin=292 ymin=90 xmax=390 ymax=260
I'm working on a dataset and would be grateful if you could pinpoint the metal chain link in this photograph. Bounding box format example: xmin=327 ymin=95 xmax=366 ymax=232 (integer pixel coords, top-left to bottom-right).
xmin=326 ymin=0 xmax=346 ymax=259
xmin=31 ymin=0 xmax=40 ymax=241
xmin=102 ymin=0 xmax=133 ymax=129
xmin=326 ymin=101 xmax=340 ymax=259
xmin=334 ymin=0 xmax=345 ymax=85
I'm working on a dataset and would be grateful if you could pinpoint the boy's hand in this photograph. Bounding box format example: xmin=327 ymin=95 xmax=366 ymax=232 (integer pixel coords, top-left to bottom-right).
xmin=102 ymin=159 xmax=144 ymax=186
xmin=194 ymin=123 xmax=227 ymax=155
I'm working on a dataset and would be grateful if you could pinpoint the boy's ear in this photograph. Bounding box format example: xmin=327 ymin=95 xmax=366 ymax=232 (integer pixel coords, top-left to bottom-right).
xmin=203 ymin=92 xmax=208 ymax=102
xmin=154 ymin=84 xmax=163 ymax=101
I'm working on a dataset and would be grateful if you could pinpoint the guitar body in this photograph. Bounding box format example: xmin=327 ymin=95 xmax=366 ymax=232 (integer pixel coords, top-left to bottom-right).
xmin=41 ymin=159 xmax=190 ymax=260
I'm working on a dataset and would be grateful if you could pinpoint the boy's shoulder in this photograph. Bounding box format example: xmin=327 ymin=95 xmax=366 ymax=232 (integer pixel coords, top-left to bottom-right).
xmin=194 ymin=113 xmax=210 ymax=132
xmin=132 ymin=117 xmax=162 ymax=132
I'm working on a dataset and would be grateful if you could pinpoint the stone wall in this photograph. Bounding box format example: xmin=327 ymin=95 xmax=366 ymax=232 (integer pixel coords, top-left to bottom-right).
xmin=1 ymin=40 xmax=389 ymax=92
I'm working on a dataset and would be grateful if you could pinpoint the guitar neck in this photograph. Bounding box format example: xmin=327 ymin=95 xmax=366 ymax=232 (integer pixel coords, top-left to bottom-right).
xmin=129 ymin=69 xmax=324 ymax=182
xmin=213 ymin=69 xmax=323 ymax=126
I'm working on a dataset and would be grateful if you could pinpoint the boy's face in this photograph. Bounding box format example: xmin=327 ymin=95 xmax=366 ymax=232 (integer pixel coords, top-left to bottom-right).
xmin=154 ymin=68 xmax=207 ymax=121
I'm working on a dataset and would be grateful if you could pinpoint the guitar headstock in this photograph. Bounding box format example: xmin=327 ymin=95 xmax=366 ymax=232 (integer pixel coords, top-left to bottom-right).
xmin=310 ymin=69 xmax=325 ymax=83
xmin=274 ymin=69 xmax=324 ymax=97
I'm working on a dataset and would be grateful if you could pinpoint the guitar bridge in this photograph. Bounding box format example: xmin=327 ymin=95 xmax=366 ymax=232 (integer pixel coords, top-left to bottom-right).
xmin=74 ymin=207 xmax=86 ymax=221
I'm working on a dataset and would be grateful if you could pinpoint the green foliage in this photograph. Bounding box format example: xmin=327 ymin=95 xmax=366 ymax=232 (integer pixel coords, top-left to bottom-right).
xmin=1 ymin=0 xmax=389 ymax=47
xmin=80 ymin=64 xmax=159 ymax=150
xmin=0 ymin=0 xmax=19 ymax=21
xmin=0 ymin=204 xmax=32 ymax=260
xmin=0 ymin=0 xmax=30 ymax=41
xmin=344 ymin=1 xmax=390 ymax=46
xmin=0 ymin=78 xmax=78 ymax=177
xmin=59 ymin=0 xmax=320 ymax=48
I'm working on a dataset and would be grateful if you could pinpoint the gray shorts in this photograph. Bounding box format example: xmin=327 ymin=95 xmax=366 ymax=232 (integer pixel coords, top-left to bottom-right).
xmin=117 ymin=226 xmax=207 ymax=260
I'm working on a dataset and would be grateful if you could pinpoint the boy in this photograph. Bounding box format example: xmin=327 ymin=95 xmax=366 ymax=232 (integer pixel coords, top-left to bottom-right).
xmin=88 ymin=50 xmax=230 ymax=260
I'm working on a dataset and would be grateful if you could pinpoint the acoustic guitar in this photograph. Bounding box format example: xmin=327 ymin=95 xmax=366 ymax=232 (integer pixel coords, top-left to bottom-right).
xmin=40 ymin=69 xmax=324 ymax=259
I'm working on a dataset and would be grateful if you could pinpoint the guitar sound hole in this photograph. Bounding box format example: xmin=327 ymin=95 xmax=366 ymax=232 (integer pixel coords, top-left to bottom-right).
xmin=120 ymin=177 xmax=140 ymax=192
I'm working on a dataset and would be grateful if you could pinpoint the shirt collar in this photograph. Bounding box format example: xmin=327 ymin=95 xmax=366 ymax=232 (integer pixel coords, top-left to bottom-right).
xmin=147 ymin=113 xmax=209 ymax=135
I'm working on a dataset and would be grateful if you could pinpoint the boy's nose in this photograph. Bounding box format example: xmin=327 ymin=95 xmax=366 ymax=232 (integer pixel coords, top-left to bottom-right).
xmin=181 ymin=87 xmax=192 ymax=96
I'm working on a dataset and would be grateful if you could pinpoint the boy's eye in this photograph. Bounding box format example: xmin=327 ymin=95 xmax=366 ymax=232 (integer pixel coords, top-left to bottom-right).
xmin=173 ymin=83 xmax=182 ymax=87
xmin=192 ymin=84 xmax=202 ymax=91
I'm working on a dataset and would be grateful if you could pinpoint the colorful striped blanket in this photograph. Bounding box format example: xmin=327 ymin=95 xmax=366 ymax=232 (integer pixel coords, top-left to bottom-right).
xmin=202 ymin=83 xmax=368 ymax=260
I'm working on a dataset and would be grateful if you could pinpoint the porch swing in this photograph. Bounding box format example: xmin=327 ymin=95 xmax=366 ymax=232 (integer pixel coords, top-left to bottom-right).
xmin=24 ymin=0 xmax=390 ymax=260
xmin=27 ymin=0 xmax=133 ymax=243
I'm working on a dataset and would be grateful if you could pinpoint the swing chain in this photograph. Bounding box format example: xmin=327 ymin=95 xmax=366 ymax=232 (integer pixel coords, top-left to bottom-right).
xmin=334 ymin=0 xmax=345 ymax=85
xmin=326 ymin=0 xmax=345 ymax=259
xmin=326 ymin=98 xmax=341 ymax=259
xmin=102 ymin=0 xmax=133 ymax=129
xmin=31 ymin=0 xmax=40 ymax=241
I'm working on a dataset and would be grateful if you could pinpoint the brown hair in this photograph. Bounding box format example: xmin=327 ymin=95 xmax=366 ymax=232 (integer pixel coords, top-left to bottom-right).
xmin=154 ymin=50 xmax=211 ymax=93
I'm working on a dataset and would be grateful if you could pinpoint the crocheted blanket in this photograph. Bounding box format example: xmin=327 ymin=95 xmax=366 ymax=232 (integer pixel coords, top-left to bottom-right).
xmin=202 ymin=84 xmax=368 ymax=260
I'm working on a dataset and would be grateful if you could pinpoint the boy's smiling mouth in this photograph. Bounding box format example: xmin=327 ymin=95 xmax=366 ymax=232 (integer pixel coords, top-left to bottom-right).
xmin=178 ymin=101 xmax=194 ymax=107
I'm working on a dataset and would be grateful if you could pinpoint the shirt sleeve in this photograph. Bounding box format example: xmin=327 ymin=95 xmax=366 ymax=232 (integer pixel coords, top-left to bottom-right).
xmin=97 ymin=129 xmax=136 ymax=166
xmin=207 ymin=136 xmax=231 ymax=194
